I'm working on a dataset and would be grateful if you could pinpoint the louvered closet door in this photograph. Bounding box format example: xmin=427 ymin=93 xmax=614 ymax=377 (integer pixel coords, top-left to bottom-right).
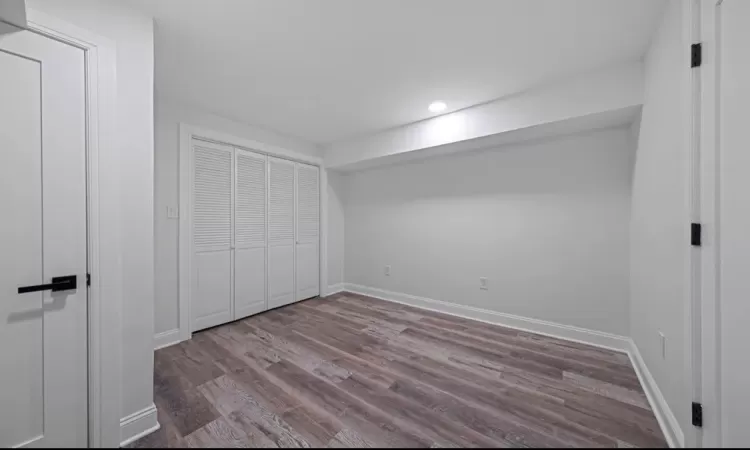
xmin=234 ymin=149 xmax=267 ymax=319
xmin=267 ymin=157 xmax=296 ymax=309
xmin=191 ymin=140 xmax=233 ymax=331
xmin=296 ymin=163 xmax=320 ymax=300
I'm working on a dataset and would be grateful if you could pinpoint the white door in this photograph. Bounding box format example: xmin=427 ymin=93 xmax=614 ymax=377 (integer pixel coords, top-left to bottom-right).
xmin=296 ymin=163 xmax=320 ymax=301
xmin=191 ymin=140 xmax=233 ymax=331
xmin=0 ymin=29 xmax=88 ymax=447
xmin=234 ymin=149 xmax=267 ymax=319
xmin=268 ymin=157 xmax=296 ymax=309
xmin=715 ymin=1 xmax=750 ymax=446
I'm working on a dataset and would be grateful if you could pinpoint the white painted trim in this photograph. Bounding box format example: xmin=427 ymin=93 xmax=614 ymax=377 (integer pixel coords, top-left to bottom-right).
xmin=25 ymin=9 xmax=121 ymax=448
xmin=178 ymin=124 xmax=192 ymax=344
xmin=182 ymin=124 xmax=321 ymax=166
xmin=153 ymin=329 xmax=181 ymax=350
xmin=683 ymin=1 xmax=702 ymax=448
xmin=628 ymin=341 xmax=685 ymax=448
xmin=178 ymin=124 xmax=324 ymax=346
xmin=697 ymin=1 xmax=722 ymax=446
xmin=326 ymin=283 xmax=345 ymax=296
xmin=119 ymin=403 xmax=159 ymax=447
xmin=320 ymin=167 xmax=329 ymax=300
xmin=343 ymin=284 xmax=630 ymax=353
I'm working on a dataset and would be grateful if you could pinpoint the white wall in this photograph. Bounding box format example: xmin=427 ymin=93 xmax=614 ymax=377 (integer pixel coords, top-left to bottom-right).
xmin=0 ymin=0 xmax=27 ymax=28
xmin=27 ymin=0 xmax=155 ymax=427
xmin=629 ymin=0 xmax=688 ymax=440
xmin=344 ymin=128 xmax=634 ymax=335
xmin=325 ymin=62 xmax=643 ymax=170
xmin=327 ymin=171 xmax=346 ymax=289
xmin=154 ymin=98 xmax=321 ymax=335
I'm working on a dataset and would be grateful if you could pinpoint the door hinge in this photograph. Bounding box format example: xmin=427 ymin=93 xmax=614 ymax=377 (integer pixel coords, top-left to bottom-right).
xmin=692 ymin=402 xmax=703 ymax=427
xmin=691 ymin=43 xmax=702 ymax=68
xmin=86 ymin=273 xmax=91 ymax=287
xmin=691 ymin=223 xmax=702 ymax=247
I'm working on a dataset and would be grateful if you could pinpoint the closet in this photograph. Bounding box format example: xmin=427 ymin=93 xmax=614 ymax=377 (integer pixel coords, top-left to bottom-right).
xmin=190 ymin=139 xmax=319 ymax=332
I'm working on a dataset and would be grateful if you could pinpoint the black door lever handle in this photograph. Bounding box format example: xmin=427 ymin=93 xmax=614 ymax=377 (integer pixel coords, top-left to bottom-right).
xmin=18 ymin=275 xmax=77 ymax=294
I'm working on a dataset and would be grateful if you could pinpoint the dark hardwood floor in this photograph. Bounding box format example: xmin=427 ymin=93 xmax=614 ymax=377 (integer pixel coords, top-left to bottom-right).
xmin=129 ymin=292 xmax=666 ymax=448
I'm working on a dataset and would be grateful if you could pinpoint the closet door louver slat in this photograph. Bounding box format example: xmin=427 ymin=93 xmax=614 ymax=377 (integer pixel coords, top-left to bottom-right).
xmin=297 ymin=164 xmax=319 ymax=244
xmin=268 ymin=159 xmax=295 ymax=245
xmin=268 ymin=157 xmax=296 ymax=308
xmin=234 ymin=149 xmax=267 ymax=319
xmin=193 ymin=146 xmax=232 ymax=250
xmin=191 ymin=140 xmax=233 ymax=331
xmin=295 ymin=163 xmax=320 ymax=301
xmin=235 ymin=151 xmax=266 ymax=248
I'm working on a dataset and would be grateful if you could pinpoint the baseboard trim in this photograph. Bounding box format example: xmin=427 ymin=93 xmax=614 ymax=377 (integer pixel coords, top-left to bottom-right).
xmin=119 ymin=403 xmax=159 ymax=447
xmin=154 ymin=328 xmax=181 ymax=350
xmin=326 ymin=283 xmax=345 ymax=296
xmin=343 ymin=283 xmax=630 ymax=353
xmin=627 ymin=341 xmax=684 ymax=448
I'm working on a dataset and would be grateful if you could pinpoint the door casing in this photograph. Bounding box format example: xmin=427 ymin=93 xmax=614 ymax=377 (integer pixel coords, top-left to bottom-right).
xmin=1 ymin=9 xmax=122 ymax=448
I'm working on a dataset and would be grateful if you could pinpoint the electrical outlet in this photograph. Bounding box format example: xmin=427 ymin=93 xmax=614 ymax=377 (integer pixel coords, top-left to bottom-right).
xmin=659 ymin=332 xmax=666 ymax=359
xmin=479 ymin=277 xmax=488 ymax=290
xmin=167 ymin=206 xmax=179 ymax=219
xmin=385 ymin=265 xmax=391 ymax=276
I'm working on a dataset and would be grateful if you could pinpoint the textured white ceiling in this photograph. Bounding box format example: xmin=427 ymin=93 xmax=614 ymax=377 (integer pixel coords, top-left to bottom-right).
xmin=126 ymin=0 xmax=665 ymax=144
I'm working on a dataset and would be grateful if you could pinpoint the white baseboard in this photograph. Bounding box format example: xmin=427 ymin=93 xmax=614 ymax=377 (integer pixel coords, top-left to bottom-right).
xmin=627 ymin=341 xmax=684 ymax=448
xmin=326 ymin=283 xmax=345 ymax=296
xmin=343 ymin=283 xmax=630 ymax=353
xmin=120 ymin=403 xmax=159 ymax=447
xmin=154 ymin=328 xmax=181 ymax=350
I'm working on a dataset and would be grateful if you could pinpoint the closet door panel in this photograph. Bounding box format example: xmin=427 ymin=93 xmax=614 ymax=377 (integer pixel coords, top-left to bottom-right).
xmin=234 ymin=150 xmax=267 ymax=319
xmin=296 ymin=242 xmax=319 ymax=300
xmin=234 ymin=247 xmax=266 ymax=318
xmin=296 ymin=163 xmax=319 ymax=300
xmin=192 ymin=251 xmax=232 ymax=331
xmin=268 ymin=245 xmax=294 ymax=308
xmin=192 ymin=140 xmax=233 ymax=331
xmin=268 ymin=157 xmax=296 ymax=309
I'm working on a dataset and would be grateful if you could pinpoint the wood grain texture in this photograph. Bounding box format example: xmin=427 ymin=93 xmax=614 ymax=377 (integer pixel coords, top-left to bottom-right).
xmin=129 ymin=292 xmax=666 ymax=448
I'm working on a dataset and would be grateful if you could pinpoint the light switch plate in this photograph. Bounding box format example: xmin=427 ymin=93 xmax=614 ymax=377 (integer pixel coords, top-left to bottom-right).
xmin=167 ymin=206 xmax=179 ymax=219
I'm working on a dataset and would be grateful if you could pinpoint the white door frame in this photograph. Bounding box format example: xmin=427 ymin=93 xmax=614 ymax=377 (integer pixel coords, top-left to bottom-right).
xmin=684 ymin=0 xmax=702 ymax=448
xmin=5 ymin=9 xmax=123 ymax=448
xmin=178 ymin=124 xmax=327 ymax=343
xmin=696 ymin=0 xmax=723 ymax=447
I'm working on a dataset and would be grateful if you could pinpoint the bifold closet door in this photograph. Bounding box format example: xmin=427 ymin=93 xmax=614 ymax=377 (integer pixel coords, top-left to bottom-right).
xmin=296 ymin=163 xmax=320 ymax=300
xmin=234 ymin=149 xmax=267 ymax=319
xmin=191 ymin=140 xmax=233 ymax=331
xmin=267 ymin=157 xmax=296 ymax=309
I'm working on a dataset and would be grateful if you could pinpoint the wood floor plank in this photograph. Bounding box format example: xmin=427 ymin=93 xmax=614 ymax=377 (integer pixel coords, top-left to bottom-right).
xmin=243 ymin=323 xmax=351 ymax=384
xmin=196 ymin=333 xmax=300 ymax=414
xmin=267 ymin=359 xmax=430 ymax=448
xmin=389 ymin=378 xmax=572 ymax=448
xmin=133 ymin=293 xmax=667 ymax=448
xmin=199 ymin=375 xmax=311 ymax=448
xmin=563 ymin=371 xmax=650 ymax=409
xmin=153 ymin=356 xmax=221 ymax=437
xmin=326 ymin=429 xmax=374 ymax=448
xmin=338 ymin=373 xmax=502 ymax=447
xmin=358 ymin=342 xmax=616 ymax=447
xmin=183 ymin=416 xmax=250 ymax=448
xmin=281 ymin=406 xmax=340 ymax=447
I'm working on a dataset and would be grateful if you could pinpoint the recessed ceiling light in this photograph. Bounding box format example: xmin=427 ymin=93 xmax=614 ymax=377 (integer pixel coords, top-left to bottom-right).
xmin=428 ymin=101 xmax=447 ymax=113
